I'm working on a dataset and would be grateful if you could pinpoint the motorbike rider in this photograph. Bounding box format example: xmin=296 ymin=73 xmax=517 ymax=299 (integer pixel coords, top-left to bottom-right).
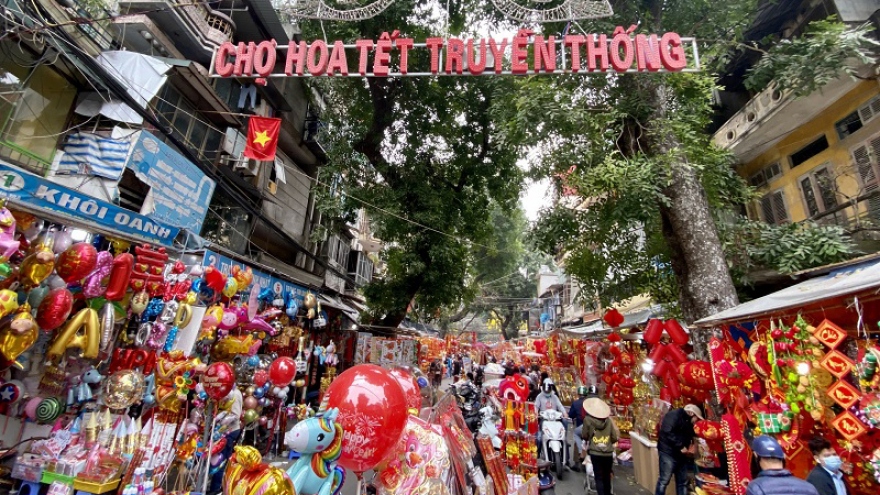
xmin=535 ymin=378 xmax=568 ymax=452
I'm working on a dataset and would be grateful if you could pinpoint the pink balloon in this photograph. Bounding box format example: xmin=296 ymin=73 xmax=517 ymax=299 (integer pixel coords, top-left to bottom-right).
xmin=244 ymin=318 xmax=274 ymax=334
xmin=24 ymin=397 xmax=41 ymax=420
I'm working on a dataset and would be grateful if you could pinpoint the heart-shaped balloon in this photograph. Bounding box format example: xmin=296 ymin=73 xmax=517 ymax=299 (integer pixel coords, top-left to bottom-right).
xmin=56 ymin=243 xmax=98 ymax=284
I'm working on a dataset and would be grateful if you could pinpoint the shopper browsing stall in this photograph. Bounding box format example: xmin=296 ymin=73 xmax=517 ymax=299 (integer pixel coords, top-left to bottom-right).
xmin=746 ymin=436 xmax=819 ymax=495
xmin=807 ymin=437 xmax=848 ymax=495
xmin=655 ymin=404 xmax=702 ymax=495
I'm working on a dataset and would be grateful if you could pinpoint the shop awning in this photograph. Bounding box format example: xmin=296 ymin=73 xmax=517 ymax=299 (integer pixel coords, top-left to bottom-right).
xmin=695 ymin=258 xmax=880 ymax=326
xmin=318 ymin=294 xmax=360 ymax=322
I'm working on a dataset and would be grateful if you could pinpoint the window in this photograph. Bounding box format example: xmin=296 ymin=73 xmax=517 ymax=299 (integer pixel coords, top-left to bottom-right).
xmin=153 ymin=84 xmax=223 ymax=167
xmin=760 ymin=189 xmax=788 ymax=225
xmin=748 ymin=162 xmax=783 ymax=188
xmin=790 ymin=135 xmax=829 ymax=168
xmin=799 ymin=165 xmax=838 ymax=217
xmin=0 ymin=44 xmax=77 ymax=170
xmin=327 ymin=235 xmax=349 ymax=268
xmin=851 ymin=132 xmax=880 ymax=194
xmin=836 ymin=111 xmax=863 ymax=140
xmin=857 ymin=95 xmax=880 ymax=125
xmin=116 ymin=168 xmax=150 ymax=213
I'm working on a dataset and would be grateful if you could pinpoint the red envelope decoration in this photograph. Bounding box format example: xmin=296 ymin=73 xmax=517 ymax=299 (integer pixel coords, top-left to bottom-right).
xmin=831 ymin=411 xmax=867 ymax=441
xmin=813 ymin=319 xmax=847 ymax=349
xmin=826 ymin=380 xmax=860 ymax=409
xmin=820 ymin=350 xmax=854 ymax=379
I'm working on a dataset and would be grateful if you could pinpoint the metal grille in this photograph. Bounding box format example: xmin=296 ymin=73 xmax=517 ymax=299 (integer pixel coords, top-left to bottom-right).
xmin=277 ymin=0 xmax=613 ymax=21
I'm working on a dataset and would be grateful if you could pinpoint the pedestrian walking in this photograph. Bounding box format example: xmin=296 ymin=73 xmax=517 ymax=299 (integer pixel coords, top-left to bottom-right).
xmin=747 ymin=435 xmax=819 ymax=495
xmin=806 ymin=436 xmax=848 ymax=495
xmin=580 ymin=397 xmax=618 ymax=495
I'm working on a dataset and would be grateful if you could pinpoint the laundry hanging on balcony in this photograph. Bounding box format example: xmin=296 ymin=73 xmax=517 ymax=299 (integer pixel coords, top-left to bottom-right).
xmin=75 ymin=51 xmax=172 ymax=125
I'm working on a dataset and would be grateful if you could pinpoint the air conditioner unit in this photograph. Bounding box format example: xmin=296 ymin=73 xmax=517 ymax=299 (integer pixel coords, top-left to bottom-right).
xmin=223 ymin=128 xmax=246 ymax=156
xmin=234 ymin=160 xmax=260 ymax=178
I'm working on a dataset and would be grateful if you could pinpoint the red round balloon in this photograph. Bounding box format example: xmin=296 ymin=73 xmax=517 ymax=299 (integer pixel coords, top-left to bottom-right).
xmin=203 ymin=362 xmax=235 ymax=400
xmin=268 ymin=357 xmax=297 ymax=387
xmin=388 ymin=367 xmax=421 ymax=411
xmin=36 ymin=288 xmax=73 ymax=331
xmin=325 ymin=364 xmax=408 ymax=473
xmin=56 ymin=243 xmax=98 ymax=284
xmin=253 ymin=369 xmax=269 ymax=387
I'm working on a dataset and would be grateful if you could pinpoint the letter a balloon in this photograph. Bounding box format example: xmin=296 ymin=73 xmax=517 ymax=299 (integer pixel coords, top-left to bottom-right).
xmin=325 ymin=364 xmax=408 ymax=473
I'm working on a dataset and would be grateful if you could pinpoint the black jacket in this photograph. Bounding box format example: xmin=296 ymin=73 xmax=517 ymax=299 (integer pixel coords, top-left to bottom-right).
xmin=657 ymin=408 xmax=695 ymax=456
xmin=746 ymin=469 xmax=820 ymax=495
xmin=807 ymin=466 xmax=847 ymax=495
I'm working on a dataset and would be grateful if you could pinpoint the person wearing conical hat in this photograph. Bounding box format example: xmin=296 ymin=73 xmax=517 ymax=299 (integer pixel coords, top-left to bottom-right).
xmin=580 ymin=396 xmax=618 ymax=495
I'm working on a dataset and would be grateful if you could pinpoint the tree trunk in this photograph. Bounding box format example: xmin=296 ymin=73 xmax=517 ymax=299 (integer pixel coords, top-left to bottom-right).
xmin=646 ymin=82 xmax=739 ymax=322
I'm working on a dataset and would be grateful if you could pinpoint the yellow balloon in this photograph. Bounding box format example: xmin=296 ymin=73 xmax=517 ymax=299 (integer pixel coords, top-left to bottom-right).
xmin=19 ymin=249 xmax=54 ymax=288
xmin=47 ymin=307 xmax=100 ymax=360
xmin=130 ymin=290 xmax=149 ymax=315
xmin=103 ymin=370 xmax=145 ymax=409
xmin=174 ymin=302 xmax=192 ymax=328
xmin=0 ymin=308 xmax=37 ymax=362
xmin=224 ymin=446 xmax=294 ymax=495
xmin=222 ymin=279 xmax=239 ymax=298
xmin=0 ymin=289 xmax=18 ymax=318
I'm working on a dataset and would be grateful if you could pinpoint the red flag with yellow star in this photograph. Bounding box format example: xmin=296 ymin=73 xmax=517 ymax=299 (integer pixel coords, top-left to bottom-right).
xmin=244 ymin=116 xmax=281 ymax=161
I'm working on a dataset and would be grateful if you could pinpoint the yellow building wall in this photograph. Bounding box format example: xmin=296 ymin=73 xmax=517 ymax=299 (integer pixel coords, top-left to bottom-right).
xmin=741 ymin=80 xmax=880 ymax=223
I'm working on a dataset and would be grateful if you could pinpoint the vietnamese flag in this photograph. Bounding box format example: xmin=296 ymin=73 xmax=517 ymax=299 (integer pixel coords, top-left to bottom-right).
xmin=244 ymin=116 xmax=281 ymax=161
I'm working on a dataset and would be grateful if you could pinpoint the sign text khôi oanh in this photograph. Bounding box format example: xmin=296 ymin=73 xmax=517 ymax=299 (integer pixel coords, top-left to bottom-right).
xmin=210 ymin=28 xmax=700 ymax=78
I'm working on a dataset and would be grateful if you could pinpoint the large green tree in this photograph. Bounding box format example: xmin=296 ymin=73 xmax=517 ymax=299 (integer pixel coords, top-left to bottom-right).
xmin=505 ymin=5 xmax=871 ymax=321
xmin=308 ymin=1 xmax=524 ymax=328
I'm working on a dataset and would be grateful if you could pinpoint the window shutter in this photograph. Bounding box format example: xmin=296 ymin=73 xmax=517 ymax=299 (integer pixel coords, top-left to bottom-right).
xmin=859 ymin=96 xmax=880 ymax=124
xmin=772 ymin=191 xmax=787 ymax=224
xmin=852 ymin=143 xmax=878 ymax=192
xmin=760 ymin=195 xmax=775 ymax=224
xmin=801 ymin=177 xmax=819 ymax=217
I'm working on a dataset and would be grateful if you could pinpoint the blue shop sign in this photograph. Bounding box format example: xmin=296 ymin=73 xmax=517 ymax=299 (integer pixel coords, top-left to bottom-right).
xmin=126 ymin=131 xmax=215 ymax=233
xmin=202 ymin=249 xmax=308 ymax=303
xmin=0 ymin=163 xmax=179 ymax=246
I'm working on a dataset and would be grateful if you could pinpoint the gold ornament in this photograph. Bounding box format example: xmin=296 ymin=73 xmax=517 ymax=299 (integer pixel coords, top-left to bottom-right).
xmin=102 ymin=370 xmax=145 ymax=409
xmin=223 ymin=446 xmax=295 ymax=495
xmin=47 ymin=307 xmax=100 ymax=359
xmin=19 ymin=243 xmax=54 ymax=288
xmin=108 ymin=237 xmax=130 ymax=255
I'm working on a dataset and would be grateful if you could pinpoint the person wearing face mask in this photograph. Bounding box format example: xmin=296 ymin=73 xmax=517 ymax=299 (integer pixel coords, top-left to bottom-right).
xmin=746 ymin=435 xmax=819 ymax=495
xmin=807 ymin=437 xmax=847 ymax=495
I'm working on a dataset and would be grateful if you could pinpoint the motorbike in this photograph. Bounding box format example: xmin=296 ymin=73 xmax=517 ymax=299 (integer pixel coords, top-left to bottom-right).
xmin=477 ymin=405 xmax=502 ymax=449
xmin=449 ymin=381 xmax=483 ymax=433
xmin=537 ymin=459 xmax=557 ymax=494
xmin=539 ymin=409 xmax=568 ymax=480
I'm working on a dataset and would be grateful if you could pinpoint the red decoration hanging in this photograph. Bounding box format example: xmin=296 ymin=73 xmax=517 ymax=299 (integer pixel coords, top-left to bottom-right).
xmin=813 ymin=319 xmax=847 ymax=349
xmin=603 ymin=308 xmax=624 ymax=328
xmin=820 ymin=350 xmax=855 ymax=379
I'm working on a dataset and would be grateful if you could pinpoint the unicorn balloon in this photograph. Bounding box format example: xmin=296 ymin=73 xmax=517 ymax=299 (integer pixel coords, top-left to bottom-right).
xmin=285 ymin=408 xmax=345 ymax=495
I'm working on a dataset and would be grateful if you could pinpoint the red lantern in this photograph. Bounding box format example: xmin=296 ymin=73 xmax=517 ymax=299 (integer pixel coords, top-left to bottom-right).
xmin=679 ymin=361 xmax=714 ymax=390
xmin=664 ymin=319 xmax=689 ymax=345
xmin=388 ymin=367 xmax=421 ymax=412
xmin=666 ymin=343 xmax=689 ymax=365
xmin=604 ymin=309 xmax=624 ymax=328
xmin=666 ymin=376 xmax=681 ymax=399
xmin=648 ymin=344 xmax=668 ymax=363
xmin=325 ymin=364 xmax=408 ymax=473
xmin=36 ymin=288 xmax=73 ymax=331
xmin=607 ymin=332 xmax=622 ymax=343
xmin=268 ymin=357 xmax=297 ymax=387
xmin=644 ymin=318 xmax=664 ymax=345
xmin=55 ymin=243 xmax=98 ymax=284
xmin=203 ymin=362 xmax=236 ymax=400
xmin=652 ymin=359 xmax=671 ymax=378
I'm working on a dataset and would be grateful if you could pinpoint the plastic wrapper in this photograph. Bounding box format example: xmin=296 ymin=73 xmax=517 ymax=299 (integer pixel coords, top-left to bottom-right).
xmin=377 ymin=416 xmax=451 ymax=495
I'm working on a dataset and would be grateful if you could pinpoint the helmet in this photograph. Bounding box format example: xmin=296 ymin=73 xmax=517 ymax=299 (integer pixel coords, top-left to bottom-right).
xmin=752 ymin=435 xmax=785 ymax=459
xmin=577 ymin=386 xmax=589 ymax=396
xmin=542 ymin=378 xmax=554 ymax=394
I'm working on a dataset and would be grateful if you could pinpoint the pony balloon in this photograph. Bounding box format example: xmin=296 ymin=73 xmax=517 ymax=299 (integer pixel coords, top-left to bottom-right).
xmin=285 ymin=408 xmax=346 ymax=495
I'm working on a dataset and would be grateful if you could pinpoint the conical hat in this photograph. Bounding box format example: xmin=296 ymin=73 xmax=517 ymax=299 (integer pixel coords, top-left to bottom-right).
xmin=584 ymin=397 xmax=611 ymax=419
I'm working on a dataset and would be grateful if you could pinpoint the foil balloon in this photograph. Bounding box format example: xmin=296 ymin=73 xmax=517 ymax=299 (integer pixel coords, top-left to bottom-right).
xmin=52 ymin=229 xmax=72 ymax=254
xmin=0 ymin=289 xmax=18 ymax=318
xmin=82 ymin=251 xmax=113 ymax=299
xmin=285 ymin=408 xmax=346 ymax=495
xmin=325 ymin=364 xmax=408 ymax=473
xmin=0 ymin=305 xmax=38 ymax=362
xmin=103 ymin=370 xmax=146 ymax=409
xmin=99 ymin=302 xmax=116 ymax=353
xmin=247 ymin=284 xmax=260 ymax=321
xmin=232 ymin=266 xmax=253 ymax=290
xmin=243 ymin=409 xmax=259 ymax=424
xmin=222 ymin=278 xmax=239 ymax=298
xmin=203 ymin=362 xmax=236 ymax=400
xmin=130 ymin=290 xmax=149 ymax=316
xmin=36 ymin=288 xmax=73 ymax=331
xmin=204 ymin=265 xmax=226 ymax=293
xmin=56 ymin=243 xmax=98 ymax=284
xmin=23 ymin=396 xmax=41 ymax=420
xmin=254 ymin=370 xmax=269 ymax=387
xmin=35 ymin=397 xmax=63 ymax=424
xmin=105 ymin=253 xmax=133 ymax=301
xmin=47 ymin=308 xmax=100 ymax=360
xmin=0 ymin=205 xmax=19 ymax=261
xmin=218 ymin=307 xmax=239 ymax=331
xmin=20 ymin=242 xmax=55 ymax=288
xmin=268 ymin=357 xmax=297 ymax=387
xmin=27 ymin=285 xmax=49 ymax=308
xmin=224 ymin=446 xmax=295 ymax=495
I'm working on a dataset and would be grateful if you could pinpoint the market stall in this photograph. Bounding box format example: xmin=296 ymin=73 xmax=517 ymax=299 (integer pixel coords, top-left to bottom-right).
xmin=695 ymin=258 xmax=880 ymax=495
